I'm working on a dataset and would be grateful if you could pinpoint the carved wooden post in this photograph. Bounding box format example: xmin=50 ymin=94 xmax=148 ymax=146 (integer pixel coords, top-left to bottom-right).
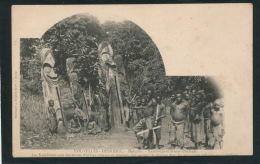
xmin=66 ymin=57 xmax=90 ymax=116
xmin=66 ymin=58 xmax=82 ymax=96
xmin=97 ymin=42 xmax=125 ymax=132
xmin=40 ymin=48 xmax=65 ymax=132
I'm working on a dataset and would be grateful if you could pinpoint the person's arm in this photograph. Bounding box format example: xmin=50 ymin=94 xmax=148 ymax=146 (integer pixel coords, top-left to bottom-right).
xmin=54 ymin=107 xmax=60 ymax=114
xmin=169 ymin=104 xmax=172 ymax=116
xmin=184 ymin=102 xmax=190 ymax=116
xmin=78 ymin=117 xmax=82 ymax=129
xmin=192 ymin=101 xmax=206 ymax=116
xmin=45 ymin=107 xmax=50 ymax=121
xmin=162 ymin=105 xmax=166 ymax=117
xmin=158 ymin=105 xmax=166 ymax=118
xmin=146 ymin=98 xmax=153 ymax=107
xmin=126 ymin=96 xmax=132 ymax=105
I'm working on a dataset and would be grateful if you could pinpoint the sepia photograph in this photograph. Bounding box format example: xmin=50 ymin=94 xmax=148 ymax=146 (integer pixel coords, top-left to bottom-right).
xmin=12 ymin=4 xmax=252 ymax=157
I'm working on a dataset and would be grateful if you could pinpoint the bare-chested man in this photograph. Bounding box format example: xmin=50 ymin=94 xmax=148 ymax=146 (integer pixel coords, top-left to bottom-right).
xmin=169 ymin=91 xmax=189 ymax=149
xmin=211 ymin=99 xmax=225 ymax=149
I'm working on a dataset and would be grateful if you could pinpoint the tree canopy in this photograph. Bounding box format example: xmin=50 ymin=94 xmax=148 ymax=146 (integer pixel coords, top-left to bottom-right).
xmin=21 ymin=14 xmax=221 ymax=98
xmin=42 ymin=14 xmax=105 ymax=87
xmin=101 ymin=21 xmax=165 ymax=95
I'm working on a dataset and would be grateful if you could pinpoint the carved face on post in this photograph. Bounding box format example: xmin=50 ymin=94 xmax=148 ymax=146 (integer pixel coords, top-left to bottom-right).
xmin=66 ymin=58 xmax=79 ymax=84
xmin=41 ymin=48 xmax=58 ymax=85
xmin=40 ymin=48 xmax=62 ymax=122
xmin=98 ymin=41 xmax=118 ymax=93
xmin=98 ymin=41 xmax=116 ymax=71
xmin=66 ymin=57 xmax=82 ymax=95
xmin=98 ymin=41 xmax=126 ymax=131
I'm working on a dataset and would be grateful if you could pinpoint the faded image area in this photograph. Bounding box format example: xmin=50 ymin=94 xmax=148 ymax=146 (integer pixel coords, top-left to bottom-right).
xmin=20 ymin=13 xmax=224 ymax=151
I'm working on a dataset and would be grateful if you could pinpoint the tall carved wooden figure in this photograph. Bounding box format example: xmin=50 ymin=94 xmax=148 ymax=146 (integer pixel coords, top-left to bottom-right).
xmin=66 ymin=57 xmax=90 ymax=115
xmin=40 ymin=48 xmax=65 ymax=133
xmin=98 ymin=41 xmax=125 ymax=132
xmin=66 ymin=58 xmax=82 ymax=96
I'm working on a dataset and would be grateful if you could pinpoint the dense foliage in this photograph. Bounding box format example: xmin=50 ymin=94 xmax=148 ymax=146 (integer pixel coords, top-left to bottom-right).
xmin=41 ymin=14 xmax=105 ymax=89
xmin=101 ymin=21 xmax=165 ymax=94
xmin=20 ymin=38 xmax=43 ymax=94
xmin=21 ymin=14 xmax=221 ymax=98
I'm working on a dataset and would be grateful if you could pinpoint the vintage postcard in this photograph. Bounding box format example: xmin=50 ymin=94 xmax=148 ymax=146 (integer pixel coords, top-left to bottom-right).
xmin=12 ymin=4 xmax=253 ymax=157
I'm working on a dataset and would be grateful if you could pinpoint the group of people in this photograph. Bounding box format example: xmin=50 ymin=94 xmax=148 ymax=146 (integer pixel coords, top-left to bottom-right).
xmin=46 ymin=86 xmax=224 ymax=150
xmin=46 ymin=91 xmax=109 ymax=135
xmin=69 ymin=91 xmax=110 ymax=134
xmin=168 ymin=89 xmax=224 ymax=150
xmin=123 ymin=88 xmax=224 ymax=150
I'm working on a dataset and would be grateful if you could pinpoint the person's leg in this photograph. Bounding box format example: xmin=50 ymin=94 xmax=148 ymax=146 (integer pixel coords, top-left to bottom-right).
xmin=176 ymin=123 xmax=185 ymax=149
xmin=208 ymin=132 xmax=215 ymax=149
xmin=132 ymin=110 xmax=138 ymax=124
xmin=71 ymin=127 xmax=82 ymax=133
xmin=156 ymin=138 xmax=160 ymax=149
xmin=194 ymin=121 xmax=202 ymax=149
xmin=123 ymin=107 xmax=129 ymax=129
xmin=190 ymin=121 xmax=195 ymax=143
xmin=169 ymin=122 xmax=177 ymax=148
xmin=77 ymin=114 xmax=87 ymax=127
xmin=134 ymin=133 xmax=143 ymax=149
xmin=204 ymin=120 xmax=210 ymax=148
xmin=219 ymin=140 xmax=223 ymax=149
xmin=49 ymin=116 xmax=56 ymax=135
xmin=191 ymin=121 xmax=198 ymax=149
xmin=188 ymin=119 xmax=192 ymax=138
xmin=213 ymin=141 xmax=220 ymax=149
xmin=184 ymin=114 xmax=189 ymax=137
xmin=199 ymin=118 xmax=205 ymax=149
xmin=155 ymin=128 xmax=161 ymax=149
xmin=54 ymin=118 xmax=58 ymax=134
xmin=133 ymin=119 xmax=145 ymax=149
xmin=212 ymin=124 xmax=222 ymax=149
xmin=100 ymin=110 xmax=107 ymax=130
xmin=144 ymin=117 xmax=154 ymax=149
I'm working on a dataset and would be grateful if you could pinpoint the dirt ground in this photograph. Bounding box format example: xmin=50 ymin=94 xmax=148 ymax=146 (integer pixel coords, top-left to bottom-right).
xmin=21 ymin=116 xmax=197 ymax=150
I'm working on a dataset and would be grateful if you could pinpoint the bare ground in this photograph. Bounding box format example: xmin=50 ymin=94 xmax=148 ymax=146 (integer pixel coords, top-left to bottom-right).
xmin=21 ymin=117 xmax=196 ymax=150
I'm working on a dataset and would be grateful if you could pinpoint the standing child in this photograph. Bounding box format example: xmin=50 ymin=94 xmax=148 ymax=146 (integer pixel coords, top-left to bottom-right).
xmin=47 ymin=99 xmax=58 ymax=135
xmin=210 ymin=99 xmax=225 ymax=149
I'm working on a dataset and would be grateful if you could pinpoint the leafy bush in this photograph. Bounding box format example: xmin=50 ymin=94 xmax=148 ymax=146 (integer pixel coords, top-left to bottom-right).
xmin=20 ymin=85 xmax=47 ymax=133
